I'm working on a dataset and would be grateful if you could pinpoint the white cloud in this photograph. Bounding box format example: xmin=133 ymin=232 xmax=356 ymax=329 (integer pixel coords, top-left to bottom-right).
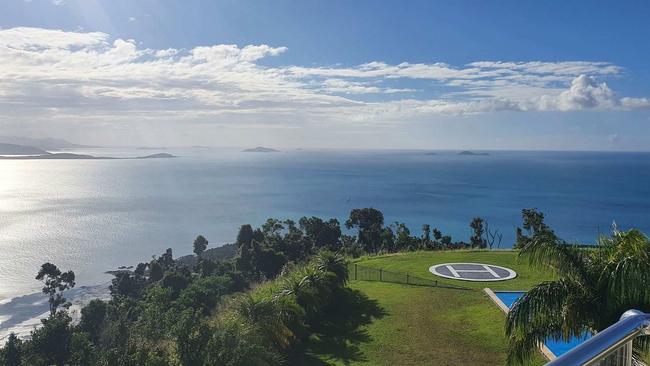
xmin=154 ymin=48 xmax=179 ymax=58
xmin=556 ymin=75 xmax=618 ymax=110
xmin=52 ymin=0 xmax=65 ymax=5
xmin=128 ymin=17 xmax=137 ymax=23
xmin=0 ymin=26 xmax=648 ymax=131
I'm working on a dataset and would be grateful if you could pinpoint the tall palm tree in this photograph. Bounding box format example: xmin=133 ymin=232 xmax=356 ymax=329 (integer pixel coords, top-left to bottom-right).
xmin=506 ymin=228 xmax=650 ymax=364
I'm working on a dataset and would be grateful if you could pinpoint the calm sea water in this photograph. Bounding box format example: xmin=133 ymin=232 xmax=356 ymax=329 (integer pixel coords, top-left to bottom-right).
xmin=1 ymin=149 xmax=650 ymax=302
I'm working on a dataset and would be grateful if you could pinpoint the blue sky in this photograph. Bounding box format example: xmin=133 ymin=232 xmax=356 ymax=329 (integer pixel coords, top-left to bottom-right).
xmin=2 ymin=0 xmax=650 ymax=150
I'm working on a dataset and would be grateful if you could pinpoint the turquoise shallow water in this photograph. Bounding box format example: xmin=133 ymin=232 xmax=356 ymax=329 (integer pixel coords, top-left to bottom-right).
xmin=494 ymin=291 xmax=592 ymax=357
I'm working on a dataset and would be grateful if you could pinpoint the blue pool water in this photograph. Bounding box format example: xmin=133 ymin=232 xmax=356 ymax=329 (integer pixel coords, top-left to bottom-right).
xmin=494 ymin=291 xmax=591 ymax=357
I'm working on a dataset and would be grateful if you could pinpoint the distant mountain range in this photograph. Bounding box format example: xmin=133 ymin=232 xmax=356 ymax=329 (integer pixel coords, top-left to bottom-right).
xmin=0 ymin=136 xmax=97 ymax=150
xmin=0 ymin=143 xmax=49 ymax=155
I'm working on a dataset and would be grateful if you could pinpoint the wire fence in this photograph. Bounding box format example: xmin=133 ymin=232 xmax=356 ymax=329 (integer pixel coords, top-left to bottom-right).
xmin=348 ymin=263 xmax=470 ymax=290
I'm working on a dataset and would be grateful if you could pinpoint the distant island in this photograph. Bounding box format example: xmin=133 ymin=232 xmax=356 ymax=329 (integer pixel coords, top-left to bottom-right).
xmin=242 ymin=146 xmax=280 ymax=153
xmin=0 ymin=149 xmax=177 ymax=160
xmin=137 ymin=153 xmax=177 ymax=159
xmin=425 ymin=152 xmax=437 ymax=156
xmin=458 ymin=150 xmax=489 ymax=156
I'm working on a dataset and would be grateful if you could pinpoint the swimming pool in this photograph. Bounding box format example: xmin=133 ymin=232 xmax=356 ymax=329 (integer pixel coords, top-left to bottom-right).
xmin=492 ymin=291 xmax=591 ymax=358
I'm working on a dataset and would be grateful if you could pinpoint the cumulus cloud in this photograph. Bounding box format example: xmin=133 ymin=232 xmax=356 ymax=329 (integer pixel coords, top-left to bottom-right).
xmin=0 ymin=26 xmax=648 ymax=130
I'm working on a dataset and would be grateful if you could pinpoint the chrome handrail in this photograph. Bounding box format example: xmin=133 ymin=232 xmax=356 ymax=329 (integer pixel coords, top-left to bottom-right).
xmin=545 ymin=310 xmax=650 ymax=366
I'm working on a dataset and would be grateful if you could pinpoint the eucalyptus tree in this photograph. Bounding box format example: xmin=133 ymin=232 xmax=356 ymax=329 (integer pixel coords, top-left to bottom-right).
xmin=193 ymin=235 xmax=209 ymax=257
xmin=346 ymin=208 xmax=384 ymax=253
xmin=36 ymin=263 xmax=76 ymax=316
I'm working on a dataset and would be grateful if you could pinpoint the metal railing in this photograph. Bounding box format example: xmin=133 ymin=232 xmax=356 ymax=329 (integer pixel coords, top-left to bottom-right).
xmin=546 ymin=310 xmax=650 ymax=366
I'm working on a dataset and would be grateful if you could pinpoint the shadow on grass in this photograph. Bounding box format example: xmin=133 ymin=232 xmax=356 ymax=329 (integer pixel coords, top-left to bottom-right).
xmin=290 ymin=287 xmax=387 ymax=365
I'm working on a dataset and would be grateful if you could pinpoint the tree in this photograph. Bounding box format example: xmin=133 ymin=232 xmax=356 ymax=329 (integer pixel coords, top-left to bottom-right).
xmin=484 ymin=220 xmax=503 ymax=250
xmin=514 ymin=208 xmax=556 ymax=249
xmin=134 ymin=262 xmax=148 ymax=276
xmin=505 ymin=228 xmax=650 ymax=364
xmin=158 ymin=248 xmax=175 ymax=270
xmin=149 ymin=260 xmax=164 ymax=282
xmin=110 ymin=272 xmax=146 ymax=299
xmin=393 ymin=222 xmax=417 ymax=251
xmin=299 ymin=216 xmax=342 ymax=251
xmin=345 ymin=208 xmax=384 ymax=253
xmin=521 ymin=208 xmax=548 ymax=234
xmin=36 ymin=263 xmax=76 ymax=316
xmin=28 ymin=311 xmax=73 ymax=366
xmin=379 ymin=227 xmax=396 ymax=252
xmin=256 ymin=248 xmax=287 ymax=279
xmin=421 ymin=224 xmax=431 ymax=249
xmin=162 ymin=271 xmax=190 ymax=297
xmin=469 ymin=217 xmax=487 ymax=249
xmin=69 ymin=332 xmax=96 ymax=365
xmin=79 ymin=299 xmax=107 ymax=343
xmin=237 ymin=224 xmax=255 ymax=247
xmin=193 ymin=235 xmax=209 ymax=257
xmin=432 ymin=228 xmax=442 ymax=241
xmin=177 ymin=276 xmax=228 ymax=314
xmin=235 ymin=239 xmax=256 ymax=274
xmin=1 ymin=333 xmax=22 ymax=366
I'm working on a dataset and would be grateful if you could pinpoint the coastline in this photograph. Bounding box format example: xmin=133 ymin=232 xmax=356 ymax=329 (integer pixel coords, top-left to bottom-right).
xmin=0 ymin=282 xmax=111 ymax=344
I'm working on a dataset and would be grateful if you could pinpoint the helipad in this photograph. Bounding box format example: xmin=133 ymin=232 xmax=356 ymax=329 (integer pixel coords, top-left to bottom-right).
xmin=429 ymin=263 xmax=517 ymax=282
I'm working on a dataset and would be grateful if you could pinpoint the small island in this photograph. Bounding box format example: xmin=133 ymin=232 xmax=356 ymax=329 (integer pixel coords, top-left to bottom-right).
xmin=458 ymin=150 xmax=489 ymax=156
xmin=137 ymin=153 xmax=177 ymax=159
xmin=242 ymin=146 xmax=280 ymax=153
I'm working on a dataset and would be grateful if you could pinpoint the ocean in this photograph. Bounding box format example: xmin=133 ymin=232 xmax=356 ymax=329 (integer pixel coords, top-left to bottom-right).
xmin=1 ymin=148 xmax=650 ymax=339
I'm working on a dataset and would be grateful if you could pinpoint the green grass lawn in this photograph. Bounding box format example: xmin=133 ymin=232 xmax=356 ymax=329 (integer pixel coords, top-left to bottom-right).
xmin=299 ymin=250 xmax=555 ymax=366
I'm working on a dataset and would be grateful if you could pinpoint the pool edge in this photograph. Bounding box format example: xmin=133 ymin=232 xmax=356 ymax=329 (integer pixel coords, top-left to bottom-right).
xmin=483 ymin=288 xmax=557 ymax=362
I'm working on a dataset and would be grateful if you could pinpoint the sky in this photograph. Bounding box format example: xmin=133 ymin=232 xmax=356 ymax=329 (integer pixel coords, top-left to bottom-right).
xmin=1 ymin=0 xmax=650 ymax=150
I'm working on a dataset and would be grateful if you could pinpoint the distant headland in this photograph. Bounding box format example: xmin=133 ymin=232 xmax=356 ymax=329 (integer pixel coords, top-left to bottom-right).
xmin=0 ymin=146 xmax=177 ymax=160
xmin=242 ymin=146 xmax=280 ymax=153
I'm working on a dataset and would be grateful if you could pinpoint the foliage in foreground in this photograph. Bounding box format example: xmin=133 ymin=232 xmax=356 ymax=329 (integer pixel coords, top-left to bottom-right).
xmin=0 ymin=247 xmax=349 ymax=366
xmin=506 ymin=226 xmax=650 ymax=364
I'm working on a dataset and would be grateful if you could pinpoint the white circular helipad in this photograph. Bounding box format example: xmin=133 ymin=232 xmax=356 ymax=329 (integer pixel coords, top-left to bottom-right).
xmin=429 ymin=263 xmax=517 ymax=282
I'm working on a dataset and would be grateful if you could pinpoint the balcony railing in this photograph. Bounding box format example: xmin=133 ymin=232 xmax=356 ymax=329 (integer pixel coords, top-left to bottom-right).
xmin=545 ymin=310 xmax=650 ymax=366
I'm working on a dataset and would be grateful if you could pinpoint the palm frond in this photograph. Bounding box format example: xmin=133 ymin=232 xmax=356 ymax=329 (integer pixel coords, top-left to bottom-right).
xmin=506 ymin=279 xmax=594 ymax=364
xmin=518 ymin=233 xmax=589 ymax=284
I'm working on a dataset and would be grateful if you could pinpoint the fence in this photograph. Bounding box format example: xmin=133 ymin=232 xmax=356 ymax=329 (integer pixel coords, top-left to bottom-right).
xmin=348 ymin=263 xmax=469 ymax=290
